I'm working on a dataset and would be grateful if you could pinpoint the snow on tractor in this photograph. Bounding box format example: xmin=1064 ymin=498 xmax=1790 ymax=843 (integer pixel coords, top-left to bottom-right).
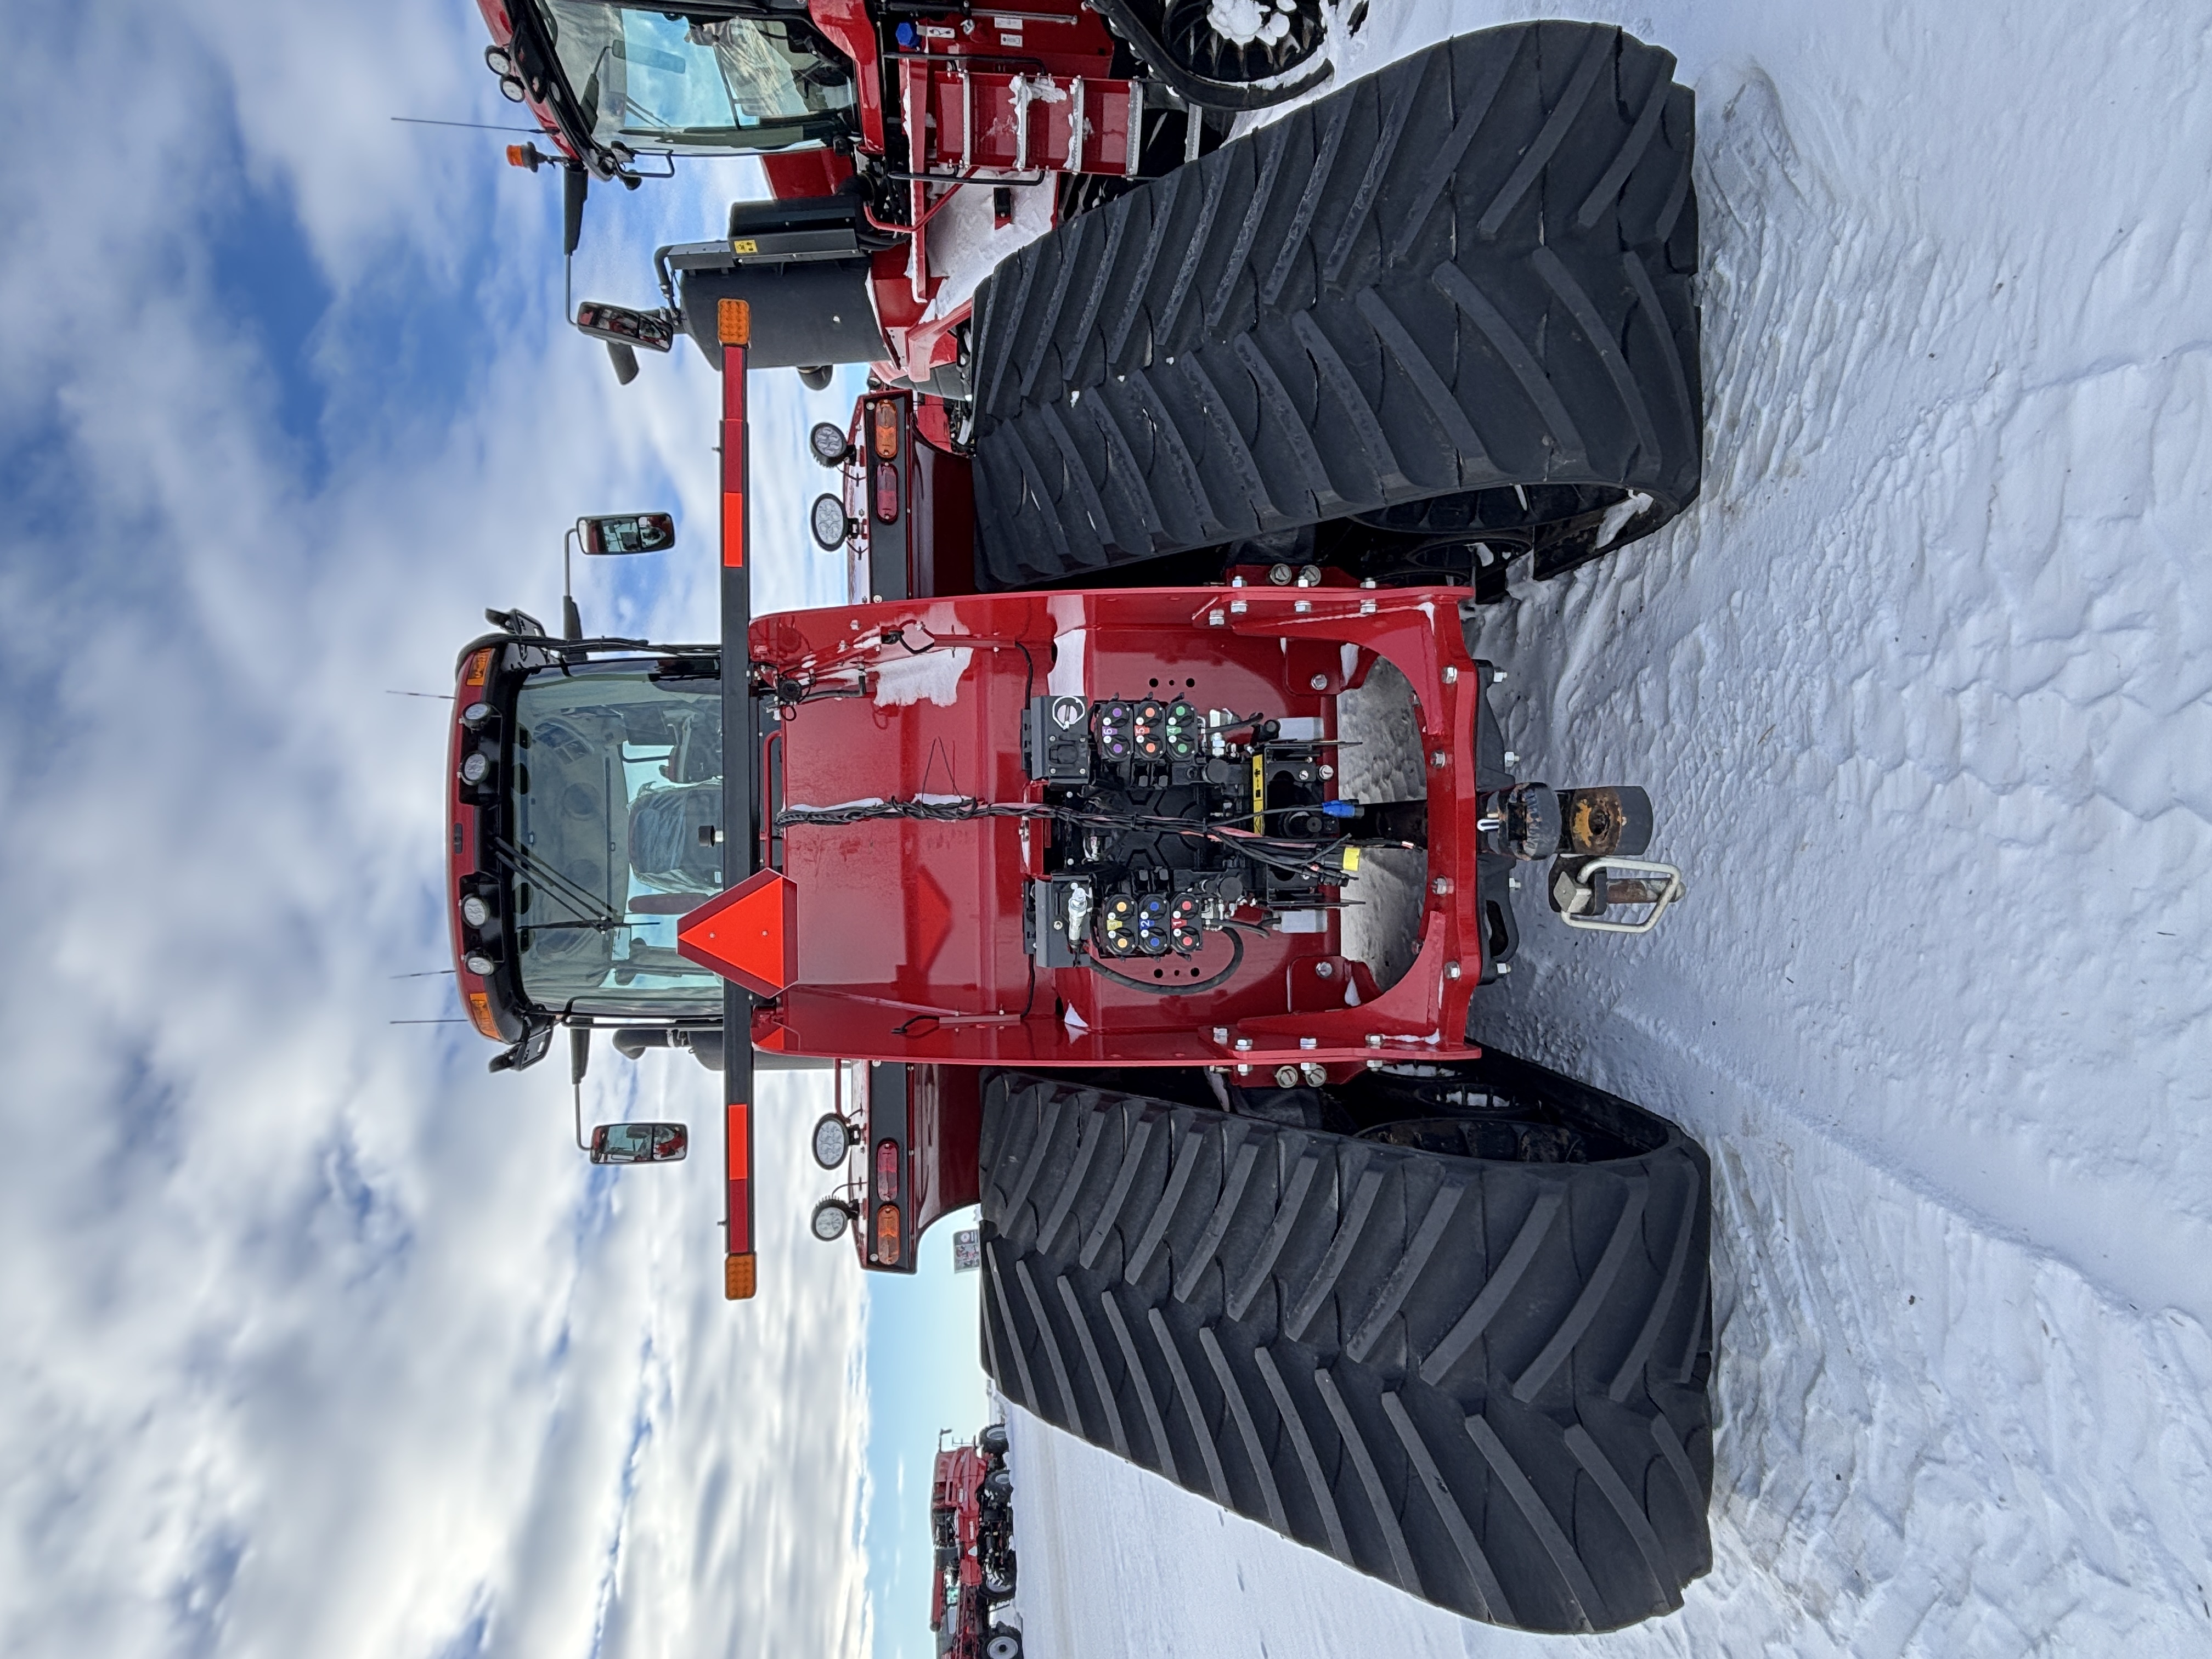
xmin=452 ymin=8 xmax=1711 ymax=1635
xmin=930 ymin=1424 xmax=1022 ymax=1659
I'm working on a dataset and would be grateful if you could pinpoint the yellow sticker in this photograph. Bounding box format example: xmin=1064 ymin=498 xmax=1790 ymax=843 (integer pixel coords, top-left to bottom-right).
xmin=1341 ymin=846 xmax=1362 ymax=873
xmin=731 ymin=237 xmax=759 ymax=255
xmin=1251 ymin=755 xmax=1265 ymax=833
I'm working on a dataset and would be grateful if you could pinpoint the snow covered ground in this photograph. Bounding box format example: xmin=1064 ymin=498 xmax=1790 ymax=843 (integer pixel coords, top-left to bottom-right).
xmin=996 ymin=1 xmax=2212 ymax=1654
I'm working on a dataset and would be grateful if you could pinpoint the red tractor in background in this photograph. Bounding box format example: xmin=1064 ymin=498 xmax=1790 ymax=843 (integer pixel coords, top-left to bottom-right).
xmin=452 ymin=5 xmax=1714 ymax=1637
xmin=477 ymin=0 xmax=1337 ymax=395
xmin=930 ymin=1424 xmax=1022 ymax=1659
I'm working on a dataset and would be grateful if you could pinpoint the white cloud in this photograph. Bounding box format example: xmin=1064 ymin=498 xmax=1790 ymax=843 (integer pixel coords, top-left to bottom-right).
xmin=0 ymin=3 xmax=865 ymax=1656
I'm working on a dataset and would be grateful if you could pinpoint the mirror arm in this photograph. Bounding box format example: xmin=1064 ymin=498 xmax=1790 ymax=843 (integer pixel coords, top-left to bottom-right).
xmin=571 ymin=1025 xmax=591 ymax=1151
xmin=561 ymin=526 xmax=585 ymax=647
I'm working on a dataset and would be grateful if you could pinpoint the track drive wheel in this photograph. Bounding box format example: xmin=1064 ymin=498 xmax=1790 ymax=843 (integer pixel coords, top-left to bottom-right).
xmin=984 ymin=1627 xmax=1024 ymax=1659
xmin=977 ymin=1054 xmax=1713 ymax=1633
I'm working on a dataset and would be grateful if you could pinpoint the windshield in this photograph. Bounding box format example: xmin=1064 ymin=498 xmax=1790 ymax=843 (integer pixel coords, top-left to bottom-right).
xmin=508 ymin=663 xmax=726 ymax=1017
xmin=534 ymin=1 xmax=853 ymax=154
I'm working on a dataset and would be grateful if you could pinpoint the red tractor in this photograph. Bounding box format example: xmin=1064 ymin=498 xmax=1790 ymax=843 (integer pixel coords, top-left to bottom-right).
xmin=930 ymin=1424 xmax=1021 ymax=1659
xmin=453 ymin=8 xmax=1712 ymax=1636
xmin=475 ymin=0 xmax=1339 ymax=393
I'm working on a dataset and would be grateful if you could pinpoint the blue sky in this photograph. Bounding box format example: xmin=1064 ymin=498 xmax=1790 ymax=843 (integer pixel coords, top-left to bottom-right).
xmin=0 ymin=2 xmax=984 ymax=1654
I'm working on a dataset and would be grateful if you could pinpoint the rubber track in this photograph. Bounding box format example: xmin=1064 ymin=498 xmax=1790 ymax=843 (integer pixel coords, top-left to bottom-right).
xmin=977 ymin=1064 xmax=1713 ymax=1633
xmin=970 ymin=22 xmax=1701 ymax=590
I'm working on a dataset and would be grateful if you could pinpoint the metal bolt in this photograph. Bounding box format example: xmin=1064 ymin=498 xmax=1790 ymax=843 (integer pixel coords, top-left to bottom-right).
xmin=1212 ymin=1027 xmax=1229 ymax=1043
xmin=1364 ymin=1034 xmax=1384 ymax=1048
xmin=1314 ymin=960 xmax=1335 ymax=978
xmin=1358 ymin=599 xmax=1377 ymax=614
xmin=1359 ymin=578 xmax=1378 ymax=589
xmin=1299 ymin=1036 xmax=1318 ymax=1050
xmin=1497 ymin=961 xmax=1513 ymax=975
xmin=1509 ymin=874 xmax=1522 ymax=891
xmin=1309 ymin=673 xmax=1328 ymax=690
xmin=1365 ymin=1058 xmax=1384 ymax=1069
xmin=1207 ymin=610 xmax=1226 ymax=627
xmin=1231 ymin=575 xmax=1248 ymax=588
xmin=1493 ymin=669 xmax=1509 ymax=683
xmin=1294 ymin=599 xmax=1312 ymax=614
xmin=1442 ymin=665 xmax=1458 ymax=683
xmin=1236 ymin=1064 xmax=1252 ymax=1076
xmin=1233 ymin=1037 xmax=1252 ymax=1051
xmin=1317 ymin=764 xmax=1334 ymax=779
xmin=1432 ymin=877 xmax=1454 ymax=896
xmin=1445 ymin=960 xmax=1462 ymax=979
xmin=1296 ymin=564 xmax=1322 ymax=587
xmin=1229 ymin=600 xmax=1248 ymax=615
xmin=1430 ymin=749 xmax=1449 ymax=767
xmin=1300 ymin=1062 xmax=1327 ymax=1087
xmin=1503 ymin=751 xmax=1519 ymax=767
xmin=1274 ymin=1064 xmax=1301 ymax=1087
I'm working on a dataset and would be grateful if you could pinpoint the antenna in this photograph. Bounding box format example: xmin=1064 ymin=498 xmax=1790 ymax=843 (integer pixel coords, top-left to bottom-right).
xmin=390 ymin=116 xmax=544 ymax=134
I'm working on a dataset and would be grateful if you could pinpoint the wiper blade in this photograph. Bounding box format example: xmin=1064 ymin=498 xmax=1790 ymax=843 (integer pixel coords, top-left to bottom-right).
xmin=493 ymin=834 xmax=628 ymax=932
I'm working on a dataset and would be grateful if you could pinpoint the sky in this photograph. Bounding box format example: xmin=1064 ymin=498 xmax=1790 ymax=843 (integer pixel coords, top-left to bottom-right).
xmin=0 ymin=2 xmax=965 ymax=1655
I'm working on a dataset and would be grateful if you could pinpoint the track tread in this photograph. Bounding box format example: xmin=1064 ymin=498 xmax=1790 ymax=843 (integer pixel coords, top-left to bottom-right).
xmin=979 ymin=1065 xmax=1713 ymax=1633
xmin=971 ymin=22 xmax=1701 ymax=590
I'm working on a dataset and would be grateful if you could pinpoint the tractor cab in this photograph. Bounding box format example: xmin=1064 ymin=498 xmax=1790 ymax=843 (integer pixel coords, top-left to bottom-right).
xmin=497 ymin=1 xmax=856 ymax=169
xmin=446 ymin=625 xmax=731 ymax=1074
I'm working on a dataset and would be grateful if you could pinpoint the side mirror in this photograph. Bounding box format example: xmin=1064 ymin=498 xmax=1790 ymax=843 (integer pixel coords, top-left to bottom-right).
xmin=589 ymin=1121 xmax=690 ymax=1164
xmin=580 ymin=513 xmax=676 ymax=556
xmin=575 ymin=301 xmax=676 ymax=356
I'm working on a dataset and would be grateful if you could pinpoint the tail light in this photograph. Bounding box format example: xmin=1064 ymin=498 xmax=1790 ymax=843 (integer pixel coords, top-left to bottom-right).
xmin=872 ymin=400 xmax=899 ymax=459
xmin=875 ymin=1138 xmax=901 ymax=1202
xmin=462 ymin=648 xmax=493 ymax=687
xmin=874 ymin=460 xmax=899 ymax=523
xmin=874 ymin=1203 xmax=901 ymax=1265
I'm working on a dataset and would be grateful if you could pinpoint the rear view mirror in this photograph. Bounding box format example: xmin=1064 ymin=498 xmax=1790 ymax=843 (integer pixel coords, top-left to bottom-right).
xmin=580 ymin=513 xmax=676 ymax=556
xmin=575 ymin=301 xmax=676 ymax=353
xmin=589 ymin=1121 xmax=690 ymax=1164
xmin=575 ymin=301 xmax=675 ymax=387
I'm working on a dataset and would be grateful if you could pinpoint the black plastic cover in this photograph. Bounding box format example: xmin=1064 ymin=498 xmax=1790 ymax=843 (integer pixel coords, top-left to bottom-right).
xmin=678 ymin=259 xmax=884 ymax=368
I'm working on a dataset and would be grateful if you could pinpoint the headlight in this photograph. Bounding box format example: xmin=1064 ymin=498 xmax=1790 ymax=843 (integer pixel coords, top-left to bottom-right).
xmin=464 ymin=952 xmax=496 ymax=977
xmin=461 ymin=894 xmax=490 ymax=928
xmin=809 ymin=492 xmax=849 ymax=551
xmin=809 ymin=421 xmax=851 ymax=468
xmin=460 ymin=701 xmax=494 ymax=727
xmin=460 ymin=751 xmax=491 ymax=785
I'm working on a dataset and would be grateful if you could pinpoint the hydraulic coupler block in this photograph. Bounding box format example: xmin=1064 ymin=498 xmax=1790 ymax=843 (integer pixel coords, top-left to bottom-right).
xmin=1023 ymin=695 xmax=1092 ymax=782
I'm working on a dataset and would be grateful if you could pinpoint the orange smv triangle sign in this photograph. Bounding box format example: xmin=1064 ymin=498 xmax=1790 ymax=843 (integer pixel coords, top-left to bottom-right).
xmin=676 ymin=868 xmax=798 ymax=999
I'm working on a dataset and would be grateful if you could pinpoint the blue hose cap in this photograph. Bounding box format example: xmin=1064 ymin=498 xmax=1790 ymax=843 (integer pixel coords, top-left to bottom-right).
xmin=1323 ymin=799 xmax=1359 ymax=819
xmin=895 ymin=21 xmax=918 ymax=46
